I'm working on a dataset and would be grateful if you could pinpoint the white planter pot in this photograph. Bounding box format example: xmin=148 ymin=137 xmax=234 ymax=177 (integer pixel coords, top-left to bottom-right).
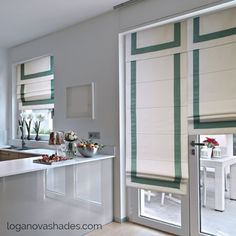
xmin=201 ymin=146 xmax=212 ymax=159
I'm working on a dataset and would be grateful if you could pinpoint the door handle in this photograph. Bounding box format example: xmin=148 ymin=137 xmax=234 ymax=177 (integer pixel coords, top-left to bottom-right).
xmin=190 ymin=141 xmax=205 ymax=147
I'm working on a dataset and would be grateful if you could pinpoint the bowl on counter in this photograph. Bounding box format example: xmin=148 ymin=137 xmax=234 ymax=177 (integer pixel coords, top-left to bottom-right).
xmin=77 ymin=146 xmax=98 ymax=157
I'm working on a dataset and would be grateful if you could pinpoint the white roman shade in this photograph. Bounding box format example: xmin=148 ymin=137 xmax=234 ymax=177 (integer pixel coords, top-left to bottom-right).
xmin=188 ymin=7 xmax=236 ymax=135
xmin=125 ymin=21 xmax=188 ymax=194
xmin=16 ymin=56 xmax=54 ymax=110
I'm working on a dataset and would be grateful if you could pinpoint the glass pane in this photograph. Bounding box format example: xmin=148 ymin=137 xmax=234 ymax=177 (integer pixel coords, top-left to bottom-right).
xmin=199 ymin=134 xmax=236 ymax=236
xmin=140 ymin=189 xmax=181 ymax=226
xmin=24 ymin=109 xmax=53 ymax=135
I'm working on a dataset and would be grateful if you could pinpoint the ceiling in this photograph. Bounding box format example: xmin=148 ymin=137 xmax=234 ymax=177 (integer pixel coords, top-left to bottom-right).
xmin=0 ymin=0 xmax=128 ymax=48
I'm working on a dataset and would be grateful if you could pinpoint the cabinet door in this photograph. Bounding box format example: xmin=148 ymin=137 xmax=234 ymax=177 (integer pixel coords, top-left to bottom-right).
xmin=18 ymin=153 xmax=38 ymax=159
xmin=0 ymin=151 xmax=9 ymax=161
xmin=8 ymin=152 xmax=19 ymax=160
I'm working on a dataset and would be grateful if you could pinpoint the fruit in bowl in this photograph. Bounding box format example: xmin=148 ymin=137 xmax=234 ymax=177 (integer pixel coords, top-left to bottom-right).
xmin=77 ymin=139 xmax=103 ymax=157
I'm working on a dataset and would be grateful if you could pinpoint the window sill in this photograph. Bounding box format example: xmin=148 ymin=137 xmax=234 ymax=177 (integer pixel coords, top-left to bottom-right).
xmin=10 ymin=139 xmax=53 ymax=150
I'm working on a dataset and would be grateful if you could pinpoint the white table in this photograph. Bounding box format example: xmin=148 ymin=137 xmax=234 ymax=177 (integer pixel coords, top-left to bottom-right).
xmin=200 ymin=156 xmax=236 ymax=211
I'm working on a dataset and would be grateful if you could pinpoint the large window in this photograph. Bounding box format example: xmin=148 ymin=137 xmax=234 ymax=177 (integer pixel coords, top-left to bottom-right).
xmin=16 ymin=55 xmax=54 ymax=140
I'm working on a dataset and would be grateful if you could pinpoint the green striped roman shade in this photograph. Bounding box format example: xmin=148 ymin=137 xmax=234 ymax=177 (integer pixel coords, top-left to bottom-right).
xmin=17 ymin=56 xmax=54 ymax=110
xmin=188 ymin=6 xmax=236 ymax=135
xmin=125 ymin=21 xmax=188 ymax=194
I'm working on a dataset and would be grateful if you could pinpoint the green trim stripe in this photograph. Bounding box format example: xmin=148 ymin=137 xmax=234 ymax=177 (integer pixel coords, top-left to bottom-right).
xmin=131 ymin=22 xmax=181 ymax=55
xmin=51 ymin=79 xmax=55 ymax=100
xmin=193 ymin=49 xmax=236 ymax=129
xmin=174 ymin=53 xmax=182 ymax=180
xmin=21 ymin=56 xmax=54 ymax=80
xmin=130 ymin=54 xmax=182 ymax=189
xmin=193 ymin=17 xmax=236 ymax=43
xmin=131 ymin=61 xmax=137 ymax=177
xmin=21 ymin=99 xmax=54 ymax=106
xmin=20 ymin=85 xmax=25 ymax=103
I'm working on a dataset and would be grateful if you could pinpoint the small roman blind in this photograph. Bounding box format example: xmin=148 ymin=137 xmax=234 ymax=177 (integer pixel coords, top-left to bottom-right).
xmin=16 ymin=56 xmax=54 ymax=110
xmin=188 ymin=7 xmax=236 ymax=135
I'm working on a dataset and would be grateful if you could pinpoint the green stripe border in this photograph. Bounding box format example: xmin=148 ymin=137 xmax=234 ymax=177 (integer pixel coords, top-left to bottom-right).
xmin=21 ymin=98 xmax=54 ymax=106
xmin=193 ymin=17 xmax=236 ymax=43
xmin=193 ymin=49 xmax=236 ymax=129
xmin=21 ymin=56 xmax=54 ymax=80
xmin=130 ymin=54 xmax=182 ymax=189
xmin=131 ymin=22 xmax=181 ymax=55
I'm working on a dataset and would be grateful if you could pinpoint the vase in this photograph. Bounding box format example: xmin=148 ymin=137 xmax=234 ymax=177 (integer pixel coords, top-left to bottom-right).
xmin=207 ymin=147 xmax=212 ymax=159
xmin=35 ymin=133 xmax=40 ymax=141
xmin=201 ymin=146 xmax=212 ymax=159
xmin=213 ymin=146 xmax=221 ymax=158
xmin=65 ymin=141 xmax=77 ymax=157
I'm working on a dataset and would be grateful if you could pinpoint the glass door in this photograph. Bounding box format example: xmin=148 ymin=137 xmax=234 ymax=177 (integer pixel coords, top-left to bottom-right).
xmin=189 ymin=135 xmax=236 ymax=236
xmin=127 ymin=187 xmax=189 ymax=236
xmin=122 ymin=4 xmax=236 ymax=236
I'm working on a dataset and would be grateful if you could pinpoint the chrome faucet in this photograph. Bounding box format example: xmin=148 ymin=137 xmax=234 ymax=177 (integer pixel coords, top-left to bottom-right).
xmin=21 ymin=133 xmax=26 ymax=149
xmin=18 ymin=117 xmax=26 ymax=149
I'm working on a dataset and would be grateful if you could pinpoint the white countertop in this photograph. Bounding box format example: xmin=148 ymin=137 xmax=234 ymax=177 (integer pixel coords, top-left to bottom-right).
xmin=0 ymin=154 xmax=115 ymax=178
xmin=0 ymin=148 xmax=55 ymax=155
xmin=0 ymin=145 xmax=11 ymax=149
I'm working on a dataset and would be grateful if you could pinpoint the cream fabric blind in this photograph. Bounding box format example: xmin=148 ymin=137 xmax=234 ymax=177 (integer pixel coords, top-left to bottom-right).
xmin=125 ymin=6 xmax=236 ymax=194
xmin=125 ymin=21 xmax=188 ymax=194
xmin=188 ymin=7 xmax=236 ymax=135
xmin=16 ymin=56 xmax=54 ymax=110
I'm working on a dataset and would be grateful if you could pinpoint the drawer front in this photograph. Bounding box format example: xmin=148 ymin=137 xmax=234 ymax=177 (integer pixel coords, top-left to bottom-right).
xmin=0 ymin=151 xmax=9 ymax=161
xmin=8 ymin=153 xmax=19 ymax=160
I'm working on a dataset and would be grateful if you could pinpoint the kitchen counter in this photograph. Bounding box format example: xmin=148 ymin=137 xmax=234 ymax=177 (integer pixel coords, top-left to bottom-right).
xmin=0 ymin=154 xmax=114 ymax=178
xmin=0 ymin=152 xmax=114 ymax=236
xmin=0 ymin=147 xmax=56 ymax=162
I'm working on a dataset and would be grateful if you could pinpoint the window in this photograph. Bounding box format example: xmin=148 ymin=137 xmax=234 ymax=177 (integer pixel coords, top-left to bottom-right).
xmin=23 ymin=109 xmax=53 ymax=136
xmin=16 ymin=56 xmax=54 ymax=140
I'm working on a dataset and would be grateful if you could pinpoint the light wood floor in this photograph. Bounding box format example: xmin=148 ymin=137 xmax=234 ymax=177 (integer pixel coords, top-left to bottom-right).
xmin=87 ymin=222 xmax=173 ymax=236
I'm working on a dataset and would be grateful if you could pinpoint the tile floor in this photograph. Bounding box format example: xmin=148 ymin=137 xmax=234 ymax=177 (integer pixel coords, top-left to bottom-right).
xmin=200 ymin=175 xmax=236 ymax=236
xmin=87 ymin=222 xmax=171 ymax=236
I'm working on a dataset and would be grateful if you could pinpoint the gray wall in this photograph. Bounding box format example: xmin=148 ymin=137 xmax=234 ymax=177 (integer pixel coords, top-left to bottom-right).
xmin=8 ymin=0 xmax=224 ymax=221
xmin=0 ymin=49 xmax=8 ymax=144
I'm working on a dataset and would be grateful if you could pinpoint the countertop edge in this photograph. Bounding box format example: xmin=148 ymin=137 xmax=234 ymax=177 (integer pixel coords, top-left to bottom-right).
xmin=0 ymin=155 xmax=115 ymax=178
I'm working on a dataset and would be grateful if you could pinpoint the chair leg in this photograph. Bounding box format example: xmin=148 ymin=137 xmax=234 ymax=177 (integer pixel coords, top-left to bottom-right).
xmin=166 ymin=193 xmax=181 ymax=204
xmin=161 ymin=193 xmax=165 ymax=205
xmin=225 ymin=169 xmax=228 ymax=192
xmin=147 ymin=190 xmax=151 ymax=202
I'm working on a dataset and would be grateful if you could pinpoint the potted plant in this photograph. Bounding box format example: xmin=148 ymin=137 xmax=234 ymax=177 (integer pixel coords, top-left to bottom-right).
xmin=18 ymin=112 xmax=26 ymax=148
xmin=34 ymin=114 xmax=45 ymax=141
xmin=25 ymin=113 xmax=33 ymax=140
xmin=64 ymin=131 xmax=78 ymax=157
xmin=203 ymin=137 xmax=219 ymax=158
